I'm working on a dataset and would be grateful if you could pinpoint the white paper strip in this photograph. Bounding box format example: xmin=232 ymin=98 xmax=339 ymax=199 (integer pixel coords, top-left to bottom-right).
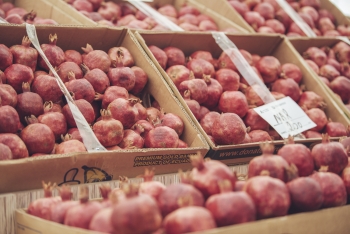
xmin=0 ymin=17 xmax=8 ymax=24
xmin=275 ymin=0 xmax=317 ymax=37
xmin=25 ymin=24 xmax=107 ymax=152
xmin=128 ymin=0 xmax=184 ymax=31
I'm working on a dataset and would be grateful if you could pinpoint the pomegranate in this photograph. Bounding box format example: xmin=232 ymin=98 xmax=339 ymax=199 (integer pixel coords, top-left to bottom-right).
xmin=108 ymin=52 xmax=136 ymax=91
xmin=178 ymin=5 xmax=200 ymax=16
xmin=304 ymin=130 xmax=322 ymax=138
xmin=16 ymin=82 xmax=43 ymax=122
xmin=341 ymin=159 xmax=350 ymax=200
xmin=0 ymin=133 xmax=28 ymax=159
xmin=38 ymin=34 xmax=65 ymax=71
xmin=0 ymin=44 xmax=12 ymax=70
xmin=81 ymin=44 xmax=110 ymax=73
xmin=96 ymin=86 xmax=129 ymax=109
xmin=92 ymin=109 xmax=123 ymax=147
xmin=98 ymin=1 xmax=121 ymax=20
xmin=4 ymin=64 xmax=34 ymax=93
xmin=65 ymin=50 xmax=82 ymax=65
xmin=206 ymin=180 xmax=256 ymax=226
xmin=57 ymin=61 xmax=83 ymax=83
xmin=318 ymin=17 xmax=335 ymax=34
xmin=199 ymin=20 xmax=218 ymax=31
xmin=38 ymin=103 xmax=67 ymax=141
xmin=280 ymin=63 xmax=302 ymax=84
xmin=65 ymin=72 xmax=95 ymax=103
xmin=163 ymin=47 xmax=185 ymax=67
xmin=201 ymin=75 xmax=222 ymax=109
xmin=163 ymin=205 xmax=216 ymax=234
xmin=305 ymin=59 xmax=319 ymax=74
xmin=130 ymin=66 xmax=148 ymax=95
xmin=277 ymin=136 xmax=314 ymax=176
xmin=131 ymin=120 xmax=154 ymax=137
xmin=298 ymin=91 xmax=326 ymax=109
xmin=62 ymin=99 xmax=95 ymax=128
xmin=146 ymin=107 xmax=162 ymax=124
xmin=244 ymin=173 xmax=290 ymax=219
xmin=253 ymin=2 xmax=274 ymax=20
xmin=183 ymin=90 xmax=201 ymax=120
xmin=256 ymin=56 xmax=281 ymax=83
xmin=55 ymin=134 xmax=87 ymax=154
xmin=305 ymin=108 xmax=328 ymax=132
xmin=79 ymin=65 xmax=109 ymax=94
xmin=118 ymin=129 xmax=144 ymax=149
xmin=212 ymin=112 xmax=247 ymax=145
xmin=218 ymin=91 xmax=249 ymax=118
xmin=28 ymin=182 xmax=62 ymax=220
xmin=50 ymin=185 xmax=79 ymax=223
xmin=228 ymin=0 xmax=249 ymax=16
xmin=198 ymin=105 xmax=210 ymax=121
xmin=325 ymin=120 xmax=347 ymax=137
xmin=144 ymin=126 xmax=179 ymax=148
xmin=200 ymin=111 xmax=220 ymax=136
xmin=311 ymin=167 xmax=347 ymax=208
xmin=319 ymin=64 xmax=340 ymax=81
xmin=215 ymin=68 xmax=240 ymax=92
xmin=111 ymin=183 xmax=162 ymax=234
xmin=312 ymin=134 xmax=348 ymax=174
xmin=10 ymin=36 xmax=38 ymax=72
xmin=178 ymin=73 xmax=208 ymax=104
xmin=73 ymin=0 xmax=93 ymax=12
xmin=20 ymin=115 xmax=55 ymax=155
xmin=0 ymin=143 xmax=12 ymax=160
xmin=264 ymin=19 xmax=285 ymax=34
xmin=271 ymin=77 xmax=301 ymax=102
xmin=244 ymin=109 xmax=269 ymax=131
xmin=241 ymin=84 xmax=264 ymax=107
xmin=257 ymin=26 xmax=274 ymax=33
xmin=191 ymin=155 xmax=236 ymax=198
xmin=218 ymin=49 xmax=253 ymax=71
xmin=108 ymin=98 xmax=138 ymax=129
xmin=287 ymin=177 xmax=323 ymax=212
xmin=303 ymin=47 xmax=327 ymax=67
xmin=327 ymin=58 xmax=341 ymax=71
xmin=248 ymin=143 xmax=293 ymax=182
xmin=166 ymin=65 xmax=190 ymax=88
xmin=0 ymin=97 xmax=20 ymax=133
xmin=244 ymin=11 xmax=265 ymax=31
xmin=248 ymin=130 xmax=272 ymax=142
xmin=139 ymin=168 xmax=166 ymax=201
xmin=64 ymin=186 xmax=103 ymax=229
xmin=149 ymin=45 xmax=167 ymax=69
xmin=330 ymin=76 xmax=350 ymax=102
xmin=31 ymin=74 xmax=63 ymax=103
xmin=187 ymin=58 xmax=215 ymax=78
xmin=108 ymin=47 xmax=134 ymax=67
xmin=159 ymin=113 xmax=184 ymax=136
xmin=340 ymin=63 xmax=350 ymax=79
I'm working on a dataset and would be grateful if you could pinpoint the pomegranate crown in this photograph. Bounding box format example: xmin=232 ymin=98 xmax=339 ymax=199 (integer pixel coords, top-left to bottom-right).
xmin=42 ymin=181 xmax=56 ymax=198
xmin=58 ymin=184 xmax=73 ymax=201
xmin=284 ymin=135 xmax=295 ymax=145
xmin=190 ymin=152 xmax=205 ymax=170
xmin=178 ymin=169 xmax=193 ymax=184
xmin=78 ymin=185 xmax=90 ymax=203
xmin=218 ymin=179 xmax=233 ymax=193
xmin=48 ymin=33 xmax=58 ymax=45
xmin=99 ymin=184 xmax=112 ymax=200
xmin=177 ymin=195 xmax=194 ymax=208
xmin=260 ymin=142 xmax=275 ymax=155
xmin=321 ymin=133 xmax=331 ymax=143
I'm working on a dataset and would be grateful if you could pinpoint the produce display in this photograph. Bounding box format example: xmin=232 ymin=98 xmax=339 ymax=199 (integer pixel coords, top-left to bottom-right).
xmin=0 ymin=33 xmax=189 ymax=160
xmin=147 ymin=43 xmax=348 ymax=145
xmin=300 ymin=42 xmax=350 ymax=110
xmin=64 ymin=0 xmax=238 ymax=32
xmin=0 ymin=1 xmax=58 ymax=25
xmin=26 ymin=139 xmax=350 ymax=233
xmin=227 ymin=0 xmax=350 ymax=36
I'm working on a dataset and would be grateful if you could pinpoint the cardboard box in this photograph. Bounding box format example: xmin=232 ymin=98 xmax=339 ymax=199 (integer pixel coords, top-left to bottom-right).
xmin=134 ymin=31 xmax=350 ymax=163
xmin=2 ymin=0 xmax=91 ymax=25
xmin=43 ymin=0 xmax=248 ymax=32
xmin=196 ymin=0 xmax=350 ymax=35
xmin=14 ymin=204 xmax=350 ymax=234
xmin=0 ymin=25 xmax=209 ymax=194
xmin=289 ymin=37 xmax=350 ymax=120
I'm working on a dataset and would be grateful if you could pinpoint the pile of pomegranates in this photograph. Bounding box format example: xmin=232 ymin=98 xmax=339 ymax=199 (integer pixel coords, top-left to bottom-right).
xmin=0 ymin=1 xmax=58 ymax=25
xmin=65 ymin=0 xmax=238 ymax=32
xmin=227 ymin=0 xmax=350 ymax=36
xmin=27 ymin=140 xmax=350 ymax=232
xmin=147 ymin=43 xmax=348 ymax=146
xmin=0 ymin=33 xmax=189 ymax=160
xmin=300 ymin=42 xmax=350 ymax=112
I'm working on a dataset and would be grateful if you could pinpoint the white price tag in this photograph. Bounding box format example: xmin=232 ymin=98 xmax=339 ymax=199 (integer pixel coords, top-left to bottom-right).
xmin=254 ymin=97 xmax=316 ymax=139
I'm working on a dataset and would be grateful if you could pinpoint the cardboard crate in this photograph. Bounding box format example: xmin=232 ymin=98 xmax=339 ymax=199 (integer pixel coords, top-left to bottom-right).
xmin=196 ymin=0 xmax=350 ymax=35
xmin=0 ymin=25 xmax=209 ymax=194
xmin=44 ymin=0 xmax=248 ymax=32
xmin=14 ymin=203 xmax=350 ymax=234
xmin=134 ymin=31 xmax=350 ymax=164
xmin=2 ymin=0 xmax=90 ymax=25
xmin=289 ymin=37 xmax=350 ymax=120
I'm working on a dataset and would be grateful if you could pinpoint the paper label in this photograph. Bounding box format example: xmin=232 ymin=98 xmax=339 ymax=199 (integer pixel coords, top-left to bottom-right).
xmin=0 ymin=17 xmax=7 ymax=24
xmin=254 ymin=97 xmax=316 ymax=138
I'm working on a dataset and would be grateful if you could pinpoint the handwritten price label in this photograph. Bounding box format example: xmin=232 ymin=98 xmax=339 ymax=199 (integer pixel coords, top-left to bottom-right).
xmin=254 ymin=96 xmax=316 ymax=139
